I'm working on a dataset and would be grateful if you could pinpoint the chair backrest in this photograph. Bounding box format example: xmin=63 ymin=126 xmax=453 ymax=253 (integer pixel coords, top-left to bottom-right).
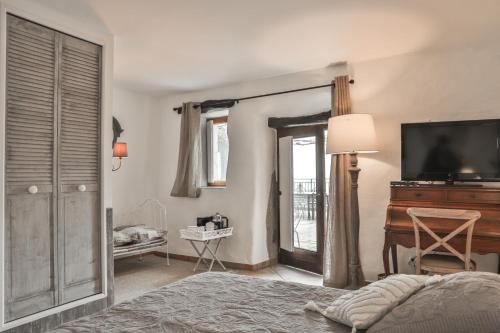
xmin=407 ymin=207 xmax=481 ymax=273
xmin=116 ymin=198 xmax=167 ymax=232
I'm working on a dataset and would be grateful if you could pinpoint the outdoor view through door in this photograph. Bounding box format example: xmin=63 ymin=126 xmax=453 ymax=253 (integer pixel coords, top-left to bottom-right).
xmin=278 ymin=125 xmax=329 ymax=274
xmin=293 ymin=131 xmax=331 ymax=253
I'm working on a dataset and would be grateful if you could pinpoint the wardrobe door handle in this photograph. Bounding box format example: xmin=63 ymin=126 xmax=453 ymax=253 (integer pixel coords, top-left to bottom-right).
xmin=28 ymin=185 xmax=38 ymax=194
xmin=78 ymin=184 xmax=87 ymax=192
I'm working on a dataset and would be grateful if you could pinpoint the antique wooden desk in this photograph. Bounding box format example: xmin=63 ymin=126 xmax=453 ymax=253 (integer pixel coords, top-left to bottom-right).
xmin=383 ymin=184 xmax=500 ymax=275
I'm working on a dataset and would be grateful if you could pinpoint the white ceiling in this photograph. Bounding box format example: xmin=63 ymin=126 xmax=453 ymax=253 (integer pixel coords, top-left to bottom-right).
xmin=71 ymin=0 xmax=500 ymax=94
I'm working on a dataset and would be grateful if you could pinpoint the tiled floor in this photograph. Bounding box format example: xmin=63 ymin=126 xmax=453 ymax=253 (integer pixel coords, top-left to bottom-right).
xmin=114 ymin=255 xmax=323 ymax=304
xmin=294 ymin=218 xmax=317 ymax=252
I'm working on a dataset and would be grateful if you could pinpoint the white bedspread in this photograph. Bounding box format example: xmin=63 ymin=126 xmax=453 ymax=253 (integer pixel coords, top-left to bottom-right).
xmin=51 ymin=272 xmax=351 ymax=333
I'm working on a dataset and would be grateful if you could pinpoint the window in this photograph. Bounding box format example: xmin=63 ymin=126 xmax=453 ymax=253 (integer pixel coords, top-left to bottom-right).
xmin=207 ymin=116 xmax=229 ymax=186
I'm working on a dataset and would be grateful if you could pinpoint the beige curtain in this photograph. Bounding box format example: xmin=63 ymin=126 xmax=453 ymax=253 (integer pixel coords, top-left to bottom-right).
xmin=323 ymin=75 xmax=365 ymax=288
xmin=266 ymin=171 xmax=279 ymax=261
xmin=171 ymin=102 xmax=202 ymax=198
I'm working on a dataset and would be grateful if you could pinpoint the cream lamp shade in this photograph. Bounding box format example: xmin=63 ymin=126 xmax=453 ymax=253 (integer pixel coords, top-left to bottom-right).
xmin=326 ymin=114 xmax=378 ymax=154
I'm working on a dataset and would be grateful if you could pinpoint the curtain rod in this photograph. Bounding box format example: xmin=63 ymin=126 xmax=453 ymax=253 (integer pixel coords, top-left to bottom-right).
xmin=173 ymin=79 xmax=354 ymax=114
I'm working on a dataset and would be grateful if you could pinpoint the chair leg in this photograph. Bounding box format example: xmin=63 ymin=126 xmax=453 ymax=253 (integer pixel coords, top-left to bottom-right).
xmin=415 ymin=258 xmax=421 ymax=275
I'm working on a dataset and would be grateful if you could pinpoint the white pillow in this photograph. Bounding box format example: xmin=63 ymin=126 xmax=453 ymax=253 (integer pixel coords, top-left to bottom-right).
xmin=113 ymin=230 xmax=132 ymax=246
xmin=120 ymin=225 xmax=165 ymax=243
xmin=307 ymin=274 xmax=440 ymax=332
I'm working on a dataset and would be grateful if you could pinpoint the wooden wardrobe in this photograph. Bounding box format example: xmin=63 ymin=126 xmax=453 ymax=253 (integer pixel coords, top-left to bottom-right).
xmin=4 ymin=14 xmax=102 ymax=322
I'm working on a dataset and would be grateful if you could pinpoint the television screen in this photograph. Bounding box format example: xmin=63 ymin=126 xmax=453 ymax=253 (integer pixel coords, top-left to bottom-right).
xmin=402 ymin=119 xmax=500 ymax=182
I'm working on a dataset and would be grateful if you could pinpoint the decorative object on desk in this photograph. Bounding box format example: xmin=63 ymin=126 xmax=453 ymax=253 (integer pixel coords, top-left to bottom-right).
xmin=206 ymin=221 xmax=215 ymax=231
xmin=326 ymin=102 xmax=378 ymax=289
xmin=112 ymin=142 xmax=128 ymax=171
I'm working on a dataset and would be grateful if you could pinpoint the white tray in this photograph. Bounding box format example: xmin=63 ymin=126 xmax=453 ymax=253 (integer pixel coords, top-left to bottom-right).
xmin=180 ymin=227 xmax=233 ymax=241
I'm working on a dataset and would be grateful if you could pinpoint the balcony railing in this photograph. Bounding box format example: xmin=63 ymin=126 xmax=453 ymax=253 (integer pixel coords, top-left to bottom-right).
xmin=292 ymin=178 xmax=331 ymax=251
xmin=293 ymin=178 xmax=330 ymax=221
xmin=294 ymin=178 xmax=330 ymax=194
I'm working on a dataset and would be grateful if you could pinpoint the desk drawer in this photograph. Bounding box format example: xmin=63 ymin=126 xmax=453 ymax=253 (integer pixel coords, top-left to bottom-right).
xmin=447 ymin=189 xmax=500 ymax=204
xmin=392 ymin=188 xmax=445 ymax=202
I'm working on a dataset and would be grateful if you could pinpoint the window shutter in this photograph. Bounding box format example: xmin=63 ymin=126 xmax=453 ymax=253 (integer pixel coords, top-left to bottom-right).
xmin=6 ymin=15 xmax=56 ymax=191
xmin=4 ymin=14 xmax=58 ymax=322
xmin=58 ymin=34 xmax=102 ymax=304
xmin=59 ymin=35 xmax=101 ymax=187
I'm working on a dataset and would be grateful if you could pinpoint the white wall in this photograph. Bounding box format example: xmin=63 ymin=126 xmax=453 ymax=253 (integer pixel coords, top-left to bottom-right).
xmin=153 ymin=44 xmax=500 ymax=280
xmin=155 ymin=66 xmax=346 ymax=265
xmin=112 ymin=88 xmax=161 ymax=224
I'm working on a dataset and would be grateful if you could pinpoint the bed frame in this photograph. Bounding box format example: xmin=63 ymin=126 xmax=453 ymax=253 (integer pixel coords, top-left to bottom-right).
xmin=113 ymin=198 xmax=170 ymax=265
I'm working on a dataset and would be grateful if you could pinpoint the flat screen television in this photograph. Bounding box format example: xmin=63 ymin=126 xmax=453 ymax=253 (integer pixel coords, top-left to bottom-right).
xmin=401 ymin=119 xmax=500 ymax=183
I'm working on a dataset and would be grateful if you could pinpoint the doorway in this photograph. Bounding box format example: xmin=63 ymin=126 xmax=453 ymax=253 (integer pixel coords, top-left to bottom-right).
xmin=277 ymin=125 xmax=329 ymax=274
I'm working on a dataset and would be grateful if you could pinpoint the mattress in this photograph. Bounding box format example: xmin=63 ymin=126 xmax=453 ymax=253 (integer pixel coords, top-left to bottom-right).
xmin=113 ymin=237 xmax=167 ymax=255
xmin=50 ymin=272 xmax=351 ymax=333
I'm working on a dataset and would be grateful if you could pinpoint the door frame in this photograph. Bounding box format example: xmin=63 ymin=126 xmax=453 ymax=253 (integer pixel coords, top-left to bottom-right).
xmin=276 ymin=124 xmax=327 ymax=274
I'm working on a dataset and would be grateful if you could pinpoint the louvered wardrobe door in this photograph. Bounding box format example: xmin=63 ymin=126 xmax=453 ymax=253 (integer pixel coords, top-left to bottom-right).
xmin=4 ymin=15 xmax=58 ymax=321
xmin=58 ymin=34 xmax=102 ymax=304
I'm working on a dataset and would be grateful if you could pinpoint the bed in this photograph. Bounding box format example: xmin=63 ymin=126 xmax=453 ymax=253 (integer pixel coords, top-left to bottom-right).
xmin=51 ymin=272 xmax=351 ymax=333
xmin=50 ymin=271 xmax=500 ymax=333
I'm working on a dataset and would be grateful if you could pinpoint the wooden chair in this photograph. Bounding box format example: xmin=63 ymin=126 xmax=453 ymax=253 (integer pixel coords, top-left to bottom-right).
xmin=407 ymin=207 xmax=481 ymax=275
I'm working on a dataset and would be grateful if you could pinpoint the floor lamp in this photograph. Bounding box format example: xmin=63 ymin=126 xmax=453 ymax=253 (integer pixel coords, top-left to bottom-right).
xmin=326 ymin=114 xmax=377 ymax=289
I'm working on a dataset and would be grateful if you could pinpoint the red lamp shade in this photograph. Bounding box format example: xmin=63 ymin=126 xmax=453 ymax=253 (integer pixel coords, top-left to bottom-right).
xmin=113 ymin=142 xmax=128 ymax=158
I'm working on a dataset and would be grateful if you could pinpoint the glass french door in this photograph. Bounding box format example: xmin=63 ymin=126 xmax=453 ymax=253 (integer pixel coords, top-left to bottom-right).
xmin=277 ymin=125 xmax=328 ymax=274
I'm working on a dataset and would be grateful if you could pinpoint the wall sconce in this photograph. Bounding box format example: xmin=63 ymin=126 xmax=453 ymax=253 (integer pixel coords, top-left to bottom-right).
xmin=112 ymin=142 xmax=128 ymax=171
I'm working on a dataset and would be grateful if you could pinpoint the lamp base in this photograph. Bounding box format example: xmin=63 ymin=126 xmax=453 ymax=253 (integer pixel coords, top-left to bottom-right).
xmin=347 ymin=152 xmax=365 ymax=289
